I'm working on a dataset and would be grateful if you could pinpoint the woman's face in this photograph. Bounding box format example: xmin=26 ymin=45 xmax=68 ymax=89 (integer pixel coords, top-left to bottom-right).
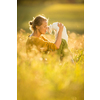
xmin=37 ymin=20 xmax=48 ymax=34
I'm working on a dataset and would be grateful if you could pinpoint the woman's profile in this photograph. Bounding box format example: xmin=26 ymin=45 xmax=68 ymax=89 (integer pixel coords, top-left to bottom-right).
xmin=26 ymin=15 xmax=71 ymax=61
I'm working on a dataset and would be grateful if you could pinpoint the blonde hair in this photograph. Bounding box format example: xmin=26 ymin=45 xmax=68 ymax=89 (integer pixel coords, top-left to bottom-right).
xmin=29 ymin=15 xmax=48 ymax=32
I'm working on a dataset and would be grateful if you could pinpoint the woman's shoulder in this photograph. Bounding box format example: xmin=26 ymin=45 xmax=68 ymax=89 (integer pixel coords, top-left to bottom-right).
xmin=40 ymin=35 xmax=45 ymax=39
xmin=26 ymin=36 xmax=39 ymax=45
xmin=40 ymin=35 xmax=49 ymax=41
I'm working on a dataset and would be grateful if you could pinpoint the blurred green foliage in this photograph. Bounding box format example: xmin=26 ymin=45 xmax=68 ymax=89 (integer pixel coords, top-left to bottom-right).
xmin=17 ymin=3 xmax=84 ymax=34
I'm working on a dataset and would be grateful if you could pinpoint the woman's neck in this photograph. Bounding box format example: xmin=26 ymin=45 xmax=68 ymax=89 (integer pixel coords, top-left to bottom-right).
xmin=32 ymin=30 xmax=41 ymax=37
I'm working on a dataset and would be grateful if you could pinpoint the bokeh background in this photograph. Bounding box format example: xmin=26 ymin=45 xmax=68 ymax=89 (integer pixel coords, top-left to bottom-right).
xmin=17 ymin=0 xmax=84 ymax=34
xmin=17 ymin=0 xmax=84 ymax=100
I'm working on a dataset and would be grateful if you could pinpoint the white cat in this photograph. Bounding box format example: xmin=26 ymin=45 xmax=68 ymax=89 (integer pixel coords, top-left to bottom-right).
xmin=48 ymin=22 xmax=75 ymax=64
xmin=48 ymin=22 xmax=68 ymax=43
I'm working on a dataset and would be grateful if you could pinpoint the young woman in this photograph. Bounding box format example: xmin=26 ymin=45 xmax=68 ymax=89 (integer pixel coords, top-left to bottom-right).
xmin=26 ymin=15 xmax=64 ymax=52
xmin=26 ymin=15 xmax=69 ymax=60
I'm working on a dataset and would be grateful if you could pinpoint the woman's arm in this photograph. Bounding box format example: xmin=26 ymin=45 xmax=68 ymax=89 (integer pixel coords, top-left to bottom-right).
xmin=54 ymin=23 xmax=64 ymax=49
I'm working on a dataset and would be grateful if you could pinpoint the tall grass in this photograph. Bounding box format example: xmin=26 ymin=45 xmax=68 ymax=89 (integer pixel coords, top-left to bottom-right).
xmin=17 ymin=30 xmax=84 ymax=100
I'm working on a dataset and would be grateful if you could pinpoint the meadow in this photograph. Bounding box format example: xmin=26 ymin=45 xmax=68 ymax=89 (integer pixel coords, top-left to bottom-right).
xmin=17 ymin=32 xmax=84 ymax=100
xmin=17 ymin=3 xmax=84 ymax=100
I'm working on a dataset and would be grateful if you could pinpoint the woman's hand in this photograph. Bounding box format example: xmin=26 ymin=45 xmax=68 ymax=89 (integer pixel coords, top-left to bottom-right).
xmin=57 ymin=23 xmax=64 ymax=34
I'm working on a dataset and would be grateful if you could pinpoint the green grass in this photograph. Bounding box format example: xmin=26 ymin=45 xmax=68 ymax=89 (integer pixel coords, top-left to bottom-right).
xmin=17 ymin=3 xmax=84 ymax=34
